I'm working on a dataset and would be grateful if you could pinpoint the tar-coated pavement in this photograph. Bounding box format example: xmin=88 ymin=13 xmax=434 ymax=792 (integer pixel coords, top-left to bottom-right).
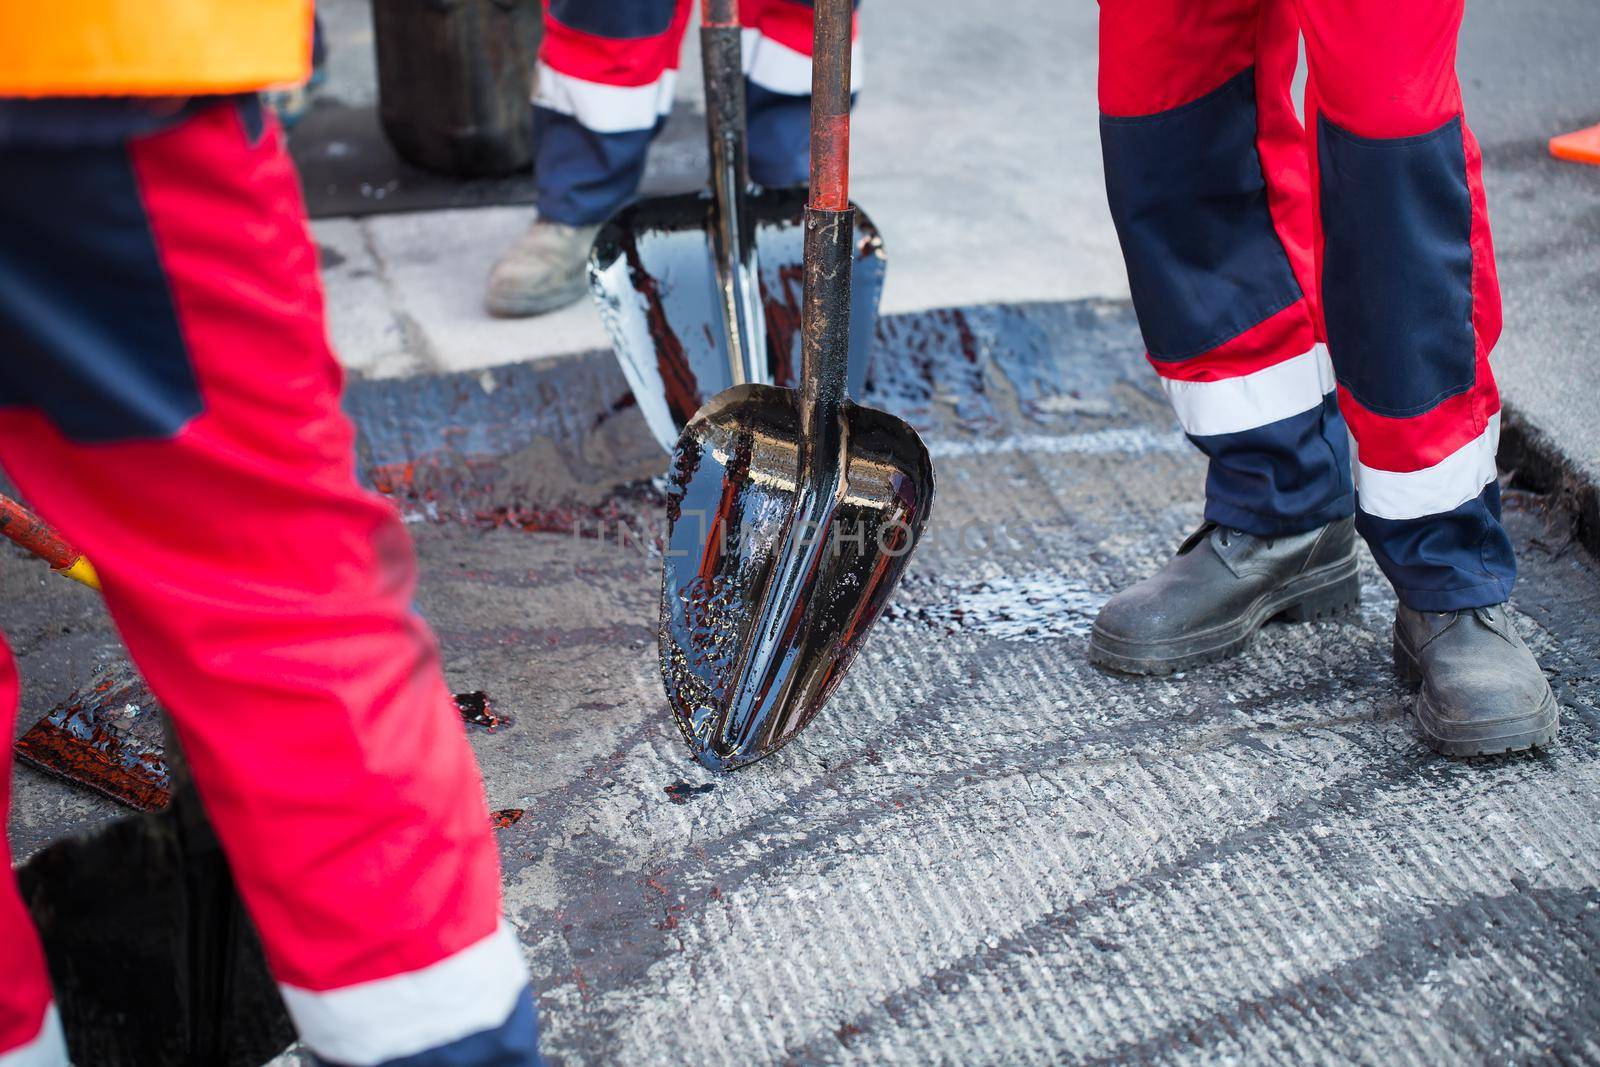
xmin=6 ymin=300 xmax=1599 ymax=1065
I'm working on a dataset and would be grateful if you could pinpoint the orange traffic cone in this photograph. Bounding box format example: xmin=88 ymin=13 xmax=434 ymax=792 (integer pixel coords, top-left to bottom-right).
xmin=1549 ymin=122 xmax=1600 ymax=165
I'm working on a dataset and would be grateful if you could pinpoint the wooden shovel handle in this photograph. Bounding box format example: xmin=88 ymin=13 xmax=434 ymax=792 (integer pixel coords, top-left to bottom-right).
xmin=809 ymin=0 xmax=852 ymax=210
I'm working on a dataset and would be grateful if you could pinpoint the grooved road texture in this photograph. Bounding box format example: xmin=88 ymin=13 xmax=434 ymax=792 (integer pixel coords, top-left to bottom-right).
xmin=6 ymin=301 xmax=1600 ymax=1065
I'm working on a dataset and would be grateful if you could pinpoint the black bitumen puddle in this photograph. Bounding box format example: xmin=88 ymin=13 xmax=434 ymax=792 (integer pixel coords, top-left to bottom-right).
xmin=454 ymin=690 xmax=509 ymax=731
xmin=291 ymin=101 xmax=708 ymax=221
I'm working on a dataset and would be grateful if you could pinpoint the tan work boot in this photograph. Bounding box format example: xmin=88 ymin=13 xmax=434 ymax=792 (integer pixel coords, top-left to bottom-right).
xmin=484 ymin=219 xmax=599 ymax=318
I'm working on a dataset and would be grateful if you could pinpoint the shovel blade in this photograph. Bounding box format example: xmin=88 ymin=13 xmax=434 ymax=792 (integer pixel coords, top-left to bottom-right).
xmin=660 ymin=384 xmax=933 ymax=770
xmin=588 ymin=187 xmax=886 ymax=453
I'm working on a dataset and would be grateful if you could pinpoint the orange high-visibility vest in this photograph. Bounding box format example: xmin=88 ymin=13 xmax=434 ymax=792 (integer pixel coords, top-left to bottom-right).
xmin=0 ymin=0 xmax=313 ymax=97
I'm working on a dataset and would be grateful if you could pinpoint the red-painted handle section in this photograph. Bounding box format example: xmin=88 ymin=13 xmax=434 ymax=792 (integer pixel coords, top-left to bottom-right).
xmin=808 ymin=0 xmax=852 ymax=210
xmin=703 ymin=0 xmax=738 ymax=28
xmin=810 ymin=114 xmax=849 ymax=211
xmin=0 ymin=492 xmax=78 ymax=571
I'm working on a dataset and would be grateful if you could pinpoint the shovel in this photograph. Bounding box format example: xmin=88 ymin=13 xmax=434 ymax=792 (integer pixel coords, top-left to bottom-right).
xmin=587 ymin=0 xmax=886 ymax=454
xmin=658 ymin=0 xmax=933 ymax=771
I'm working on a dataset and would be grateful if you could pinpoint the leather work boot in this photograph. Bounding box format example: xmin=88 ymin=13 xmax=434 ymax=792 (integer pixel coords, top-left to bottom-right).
xmin=1089 ymin=517 xmax=1360 ymax=675
xmin=484 ymin=219 xmax=600 ymax=318
xmin=1393 ymin=604 xmax=1558 ymax=756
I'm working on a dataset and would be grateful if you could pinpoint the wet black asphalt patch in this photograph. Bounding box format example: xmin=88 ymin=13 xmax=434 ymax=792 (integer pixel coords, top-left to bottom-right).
xmin=6 ymin=299 xmax=1599 ymax=1065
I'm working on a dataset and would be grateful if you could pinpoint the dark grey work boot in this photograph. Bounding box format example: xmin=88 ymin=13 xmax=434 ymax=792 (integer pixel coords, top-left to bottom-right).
xmin=1089 ymin=518 xmax=1360 ymax=675
xmin=1393 ymin=604 xmax=1558 ymax=756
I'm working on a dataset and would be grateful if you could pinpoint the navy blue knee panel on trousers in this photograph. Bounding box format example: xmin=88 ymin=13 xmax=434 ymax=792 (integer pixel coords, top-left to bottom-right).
xmin=1099 ymin=38 xmax=1515 ymax=611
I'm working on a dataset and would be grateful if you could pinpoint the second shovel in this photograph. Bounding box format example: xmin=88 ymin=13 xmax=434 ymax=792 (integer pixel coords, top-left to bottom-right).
xmin=587 ymin=0 xmax=886 ymax=454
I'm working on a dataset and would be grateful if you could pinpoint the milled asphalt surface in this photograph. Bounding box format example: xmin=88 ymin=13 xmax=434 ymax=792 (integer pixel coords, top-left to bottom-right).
xmin=7 ymin=299 xmax=1600 ymax=1064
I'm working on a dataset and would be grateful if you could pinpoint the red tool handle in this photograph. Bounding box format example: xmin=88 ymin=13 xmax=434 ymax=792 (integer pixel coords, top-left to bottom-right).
xmin=0 ymin=492 xmax=78 ymax=570
xmin=0 ymin=492 xmax=101 ymax=588
xmin=808 ymin=0 xmax=852 ymax=211
xmin=703 ymin=0 xmax=738 ymax=28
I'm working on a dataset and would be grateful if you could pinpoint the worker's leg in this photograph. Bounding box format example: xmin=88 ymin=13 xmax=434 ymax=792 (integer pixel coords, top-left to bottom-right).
xmin=1294 ymin=0 xmax=1551 ymax=754
xmin=488 ymin=0 xmax=692 ymax=317
xmin=1088 ymin=0 xmax=1361 ymax=676
xmin=0 ymin=98 xmax=540 ymax=1065
xmin=533 ymin=0 xmax=694 ymax=225
xmin=1098 ymin=0 xmax=1349 ymax=537
xmin=0 ymin=639 xmax=68 ymax=1067
xmin=1295 ymin=0 xmax=1511 ymax=610
xmin=740 ymin=0 xmax=861 ymax=187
